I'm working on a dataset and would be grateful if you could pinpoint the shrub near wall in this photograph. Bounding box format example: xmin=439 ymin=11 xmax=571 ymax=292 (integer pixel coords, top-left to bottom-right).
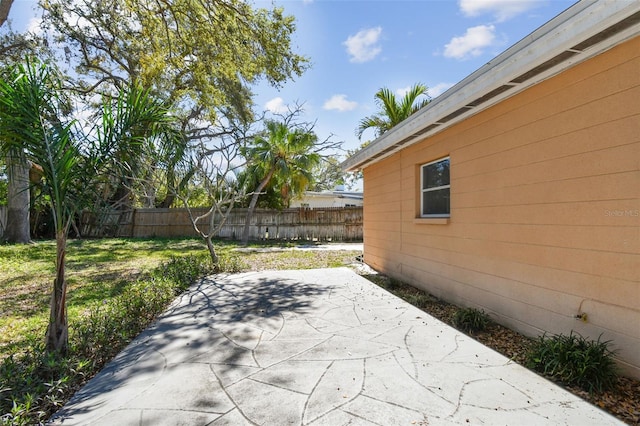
xmin=526 ymin=332 xmax=619 ymax=393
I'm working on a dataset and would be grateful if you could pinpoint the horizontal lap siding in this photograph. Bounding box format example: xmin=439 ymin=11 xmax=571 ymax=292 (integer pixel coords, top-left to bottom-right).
xmin=363 ymin=36 xmax=640 ymax=377
xmin=363 ymin=156 xmax=402 ymax=273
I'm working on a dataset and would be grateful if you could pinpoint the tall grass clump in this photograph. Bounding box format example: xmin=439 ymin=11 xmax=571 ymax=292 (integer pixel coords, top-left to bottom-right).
xmin=156 ymin=252 xmax=216 ymax=292
xmin=1 ymin=253 xmax=215 ymax=425
xmin=214 ymin=252 xmax=245 ymax=274
xmin=453 ymin=307 xmax=491 ymax=333
xmin=526 ymin=332 xmax=619 ymax=393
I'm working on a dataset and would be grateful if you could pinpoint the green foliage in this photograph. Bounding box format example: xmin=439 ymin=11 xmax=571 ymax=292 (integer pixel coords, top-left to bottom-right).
xmin=240 ymin=119 xmax=323 ymax=242
xmin=453 ymin=307 xmax=491 ymax=333
xmin=0 ymin=58 xmax=182 ymax=352
xmin=525 ymin=332 xmax=619 ymax=393
xmin=0 ymin=60 xmax=78 ymax=233
xmin=41 ymin=0 xmax=308 ymax=124
xmin=0 ymin=58 xmax=80 ymax=350
xmin=35 ymin=0 xmax=310 ymax=212
xmin=309 ymin=156 xmax=346 ymax=192
xmin=0 ymin=160 xmax=6 ymax=206
xmin=215 ymin=252 xmax=245 ymax=274
xmin=0 ymin=344 xmax=91 ymax=426
xmin=0 ymin=18 xmax=49 ymax=65
xmin=357 ymin=83 xmax=430 ymax=139
xmin=242 ymin=120 xmax=321 ymax=207
xmin=94 ymin=82 xmax=183 ymax=211
xmin=403 ymin=293 xmax=436 ymax=309
xmin=0 ymin=253 xmax=214 ymax=424
xmin=155 ymin=253 xmax=215 ymax=293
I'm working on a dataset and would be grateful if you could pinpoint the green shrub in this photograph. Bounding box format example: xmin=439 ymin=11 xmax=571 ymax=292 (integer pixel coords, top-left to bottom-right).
xmin=215 ymin=252 xmax=245 ymax=273
xmin=403 ymin=293 xmax=435 ymax=309
xmin=452 ymin=307 xmax=490 ymax=333
xmin=72 ymin=278 xmax=176 ymax=366
xmin=155 ymin=253 xmax=215 ymax=293
xmin=525 ymin=332 xmax=618 ymax=393
xmin=73 ymin=254 xmax=214 ymax=363
xmin=1 ymin=254 xmax=214 ymax=425
xmin=0 ymin=346 xmax=91 ymax=426
xmin=376 ymin=276 xmax=403 ymax=292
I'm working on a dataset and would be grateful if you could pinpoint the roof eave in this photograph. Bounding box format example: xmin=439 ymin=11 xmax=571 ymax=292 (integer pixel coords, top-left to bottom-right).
xmin=342 ymin=0 xmax=640 ymax=172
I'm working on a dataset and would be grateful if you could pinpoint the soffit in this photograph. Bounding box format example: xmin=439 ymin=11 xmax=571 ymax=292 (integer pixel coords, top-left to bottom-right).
xmin=342 ymin=0 xmax=640 ymax=172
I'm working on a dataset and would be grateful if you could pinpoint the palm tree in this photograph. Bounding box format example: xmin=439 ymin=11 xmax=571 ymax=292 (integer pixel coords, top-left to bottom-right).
xmin=357 ymin=83 xmax=430 ymax=139
xmin=95 ymin=80 xmax=182 ymax=215
xmin=0 ymin=60 xmax=82 ymax=352
xmin=0 ymin=59 xmax=177 ymax=353
xmin=240 ymin=120 xmax=320 ymax=244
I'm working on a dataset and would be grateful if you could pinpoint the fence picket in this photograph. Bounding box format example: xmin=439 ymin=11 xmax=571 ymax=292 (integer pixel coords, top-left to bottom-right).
xmin=80 ymin=207 xmax=363 ymax=242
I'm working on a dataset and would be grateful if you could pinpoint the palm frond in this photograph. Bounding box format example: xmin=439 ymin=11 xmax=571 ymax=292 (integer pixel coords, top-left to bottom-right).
xmin=357 ymin=82 xmax=431 ymax=139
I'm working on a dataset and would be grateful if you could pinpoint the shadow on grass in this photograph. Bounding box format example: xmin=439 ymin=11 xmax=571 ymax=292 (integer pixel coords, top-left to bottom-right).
xmin=66 ymin=277 xmax=132 ymax=306
xmin=66 ymin=237 xmax=206 ymax=268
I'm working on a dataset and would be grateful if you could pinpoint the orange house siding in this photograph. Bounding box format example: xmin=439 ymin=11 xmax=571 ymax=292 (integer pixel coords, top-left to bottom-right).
xmin=363 ymin=36 xmax=640 ymax=377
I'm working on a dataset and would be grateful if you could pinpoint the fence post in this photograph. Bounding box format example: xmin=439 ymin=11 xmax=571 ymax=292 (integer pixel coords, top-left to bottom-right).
xmin=83 ymin=206 xmax=363 ymax=242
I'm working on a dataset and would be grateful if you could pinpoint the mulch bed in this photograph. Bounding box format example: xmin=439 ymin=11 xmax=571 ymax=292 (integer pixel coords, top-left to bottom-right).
xmin=367 ymin=275 xmax=640 ymax=425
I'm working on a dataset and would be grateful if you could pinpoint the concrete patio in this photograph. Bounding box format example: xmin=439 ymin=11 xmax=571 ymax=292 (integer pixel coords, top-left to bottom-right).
xmin=50 ymin=268 xmax=621 ymax=425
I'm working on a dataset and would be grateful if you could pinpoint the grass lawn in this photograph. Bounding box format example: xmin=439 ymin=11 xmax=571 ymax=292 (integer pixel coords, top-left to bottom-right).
xmin=1 ymin=238 xmax=637 ymax=425
xmin=0 ymin=238 xmax=360 ymax=361
xmin=0 ymin=238 xmax=202 ymax=360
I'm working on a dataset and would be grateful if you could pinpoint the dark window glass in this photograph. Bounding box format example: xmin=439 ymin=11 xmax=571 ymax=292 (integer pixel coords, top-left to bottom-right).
xmin=421 ymin=157 xmax=450 ymax=216
xmin=422 ymin=158 xmax=450 ymax=189
xmin=422 ymin=188 xmax=450 ymax=215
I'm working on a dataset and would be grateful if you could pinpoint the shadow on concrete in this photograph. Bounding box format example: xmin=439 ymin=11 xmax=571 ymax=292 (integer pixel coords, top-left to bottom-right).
xmin=50 ymin=273 xmax=329 ymax=423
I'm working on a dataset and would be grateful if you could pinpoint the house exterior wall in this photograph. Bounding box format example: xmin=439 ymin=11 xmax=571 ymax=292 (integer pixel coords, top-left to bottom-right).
xmin=363 ymin=36 xmax=640 ymax=377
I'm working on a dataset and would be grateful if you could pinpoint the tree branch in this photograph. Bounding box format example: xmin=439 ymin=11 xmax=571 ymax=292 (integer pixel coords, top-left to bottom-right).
xmin=0 ymin=0 xmax=14 ymax=28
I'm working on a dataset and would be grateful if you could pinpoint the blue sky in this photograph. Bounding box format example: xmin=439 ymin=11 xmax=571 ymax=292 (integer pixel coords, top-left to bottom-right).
xmin=253 ymin=0 xmax=576 ymax=153
xmin=8 ymin=0 xmax=576 ymax=155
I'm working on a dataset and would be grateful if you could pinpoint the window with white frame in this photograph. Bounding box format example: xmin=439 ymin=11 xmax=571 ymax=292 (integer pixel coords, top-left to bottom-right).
xmin=420 ymin=156 xmax=450 ymax=217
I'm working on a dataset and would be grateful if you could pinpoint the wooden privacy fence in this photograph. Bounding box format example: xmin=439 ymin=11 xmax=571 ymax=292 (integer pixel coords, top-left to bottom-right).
xmin=82 ymin=207 xmax=363 ymax=242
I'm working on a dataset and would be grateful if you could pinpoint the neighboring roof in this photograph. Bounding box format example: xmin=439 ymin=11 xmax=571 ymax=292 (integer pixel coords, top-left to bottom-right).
xmin=302 ymin=191 xmax=363 ymax=200
xmin=343 ymin=0 xmax=640 ymax=172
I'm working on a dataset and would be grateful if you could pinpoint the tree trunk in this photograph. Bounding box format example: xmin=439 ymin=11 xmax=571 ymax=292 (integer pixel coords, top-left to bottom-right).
xmin=0 ymin=0 xmax=14 ymax=28
xmin=4 ymin=152 xmax=30 ymax=243
xmin=156 ymin=166 xmax=197 ymax=208
xmin=241 ymin=169 xmax=274 ymax=245
xmin=205 ymin=236 xmax=218 ymax=265
xmin=46 ymin=229 xmax=68 ymax=353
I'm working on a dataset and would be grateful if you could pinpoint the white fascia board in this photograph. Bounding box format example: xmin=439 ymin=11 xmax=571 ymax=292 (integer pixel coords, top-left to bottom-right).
xmin=334 ymin=193 xmax=363 ymax=200
xmin=342 ymin=0 xmax=640 ymax=172
xmin=304 ymin=192 xmax=335 ymax=198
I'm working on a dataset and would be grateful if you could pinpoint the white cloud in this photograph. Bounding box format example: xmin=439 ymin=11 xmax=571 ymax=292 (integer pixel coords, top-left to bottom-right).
xmin=395 ymin=86 xmax=411 ymax=97
xmin=394 ymin=85 xmax=431 ymax=101
xmin=323 ymin=94 xmax=358 ymax=112
xmin=459 ymin=0 xmax=540 ymax=22
xmin=265 ymin=97 xmax=288 ymax=113
xmin=26 ymin=17 xmax=42 ymax=34
xmin=343 ymin=27 xmax=383 ymax=63
xmin=444 ymin=25 xmax=496 ymax=60
xmin=429 ymin=82 xmax=455 ymax=98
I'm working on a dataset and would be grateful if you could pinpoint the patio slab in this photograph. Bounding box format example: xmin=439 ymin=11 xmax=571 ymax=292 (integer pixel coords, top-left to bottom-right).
xmin=49 ymin=268 xmax=621 ymax=425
